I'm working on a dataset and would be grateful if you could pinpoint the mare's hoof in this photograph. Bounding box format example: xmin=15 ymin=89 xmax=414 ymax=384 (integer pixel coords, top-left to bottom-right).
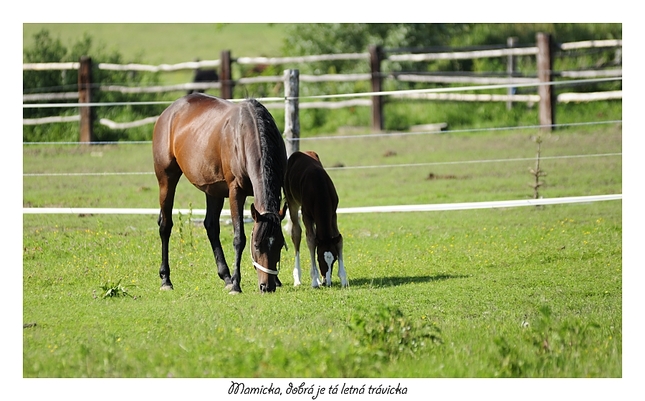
xmin=160 ymin=284 xmax=174 ymax=291
xmin=224 ymin=283 xmax=233 ymax=291
xmin=228 ymin=289 xmax=241 ymax=295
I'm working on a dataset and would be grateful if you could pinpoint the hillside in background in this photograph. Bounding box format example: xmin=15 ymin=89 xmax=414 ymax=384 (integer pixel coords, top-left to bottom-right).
xmin=22 ymin=23 xmax=622 ymax=141
xmin=22 ymin=23 xmax=289 ymax=64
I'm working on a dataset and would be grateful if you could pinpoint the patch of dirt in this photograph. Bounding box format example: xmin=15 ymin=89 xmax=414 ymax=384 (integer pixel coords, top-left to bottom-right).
xmin=426 ymin=172 xmax=458 ymax=180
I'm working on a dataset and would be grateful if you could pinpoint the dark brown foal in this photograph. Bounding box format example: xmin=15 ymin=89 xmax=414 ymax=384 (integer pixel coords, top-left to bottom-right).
xmin=284 ymin=151 xmax=348 ymax=287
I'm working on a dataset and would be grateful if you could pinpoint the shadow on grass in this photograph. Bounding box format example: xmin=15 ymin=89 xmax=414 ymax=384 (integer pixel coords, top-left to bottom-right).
xmin=348 ymin=273 xmax=470 ymax=288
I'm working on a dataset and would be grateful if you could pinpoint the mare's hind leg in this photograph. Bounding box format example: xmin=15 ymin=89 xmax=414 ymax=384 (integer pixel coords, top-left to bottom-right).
xmin=303 ymin=213 xmax=322 ymax=288
xmin=204 ymin=194 xmax=233 ymax=289
xmin=156 ymin=168 xmax=182 ymax=290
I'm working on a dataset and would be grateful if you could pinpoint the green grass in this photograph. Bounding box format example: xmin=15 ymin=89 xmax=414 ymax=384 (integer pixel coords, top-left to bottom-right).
xmin=22 ymin=124 xmax=622 ymax=378
xmin=23 ymin=124 xmax=622 ymax=209
xmin=23 ymin=203 xmax=622 ymax=378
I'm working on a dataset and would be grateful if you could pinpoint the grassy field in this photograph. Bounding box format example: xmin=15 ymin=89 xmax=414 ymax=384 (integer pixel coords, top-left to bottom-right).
xmin=23 ymin=23 xmax=289 ymax=64
xmin=23 ymin=203 xmax=622 ymax=378
xmin=23 ymin=124 xmax=622 ymax=209
xmin=23 ymin=124 xmax=622 ymax=383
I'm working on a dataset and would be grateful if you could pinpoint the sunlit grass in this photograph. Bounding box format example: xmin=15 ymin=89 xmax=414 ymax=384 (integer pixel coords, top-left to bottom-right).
xmin=23 ymin=200 xmax=621 ymax=377
xmin=23 ymin=124 xmax=621 ymax=377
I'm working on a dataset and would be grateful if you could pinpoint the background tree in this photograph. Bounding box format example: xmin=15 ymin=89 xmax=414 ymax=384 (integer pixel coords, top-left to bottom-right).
xmin=23 ymin=29 xmax=163 ymax=142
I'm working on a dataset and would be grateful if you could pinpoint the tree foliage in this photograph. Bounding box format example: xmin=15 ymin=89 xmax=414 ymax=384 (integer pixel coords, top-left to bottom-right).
xmin=23 ymin=24 xmax=622 ymax=141
xmin=283 ymin=23 xmax=621 ymax=74
xmin=280 ymin=23 xmax=621 ymax=134
xmin=23 ymin=29 xmax=164 ymax=142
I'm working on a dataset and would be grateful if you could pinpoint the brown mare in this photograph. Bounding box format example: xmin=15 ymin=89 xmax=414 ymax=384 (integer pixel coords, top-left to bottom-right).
xmin=284 ymin=151 xmax=348 ymax=287
xmin=152 ymin=94 xmax=287 ymax=294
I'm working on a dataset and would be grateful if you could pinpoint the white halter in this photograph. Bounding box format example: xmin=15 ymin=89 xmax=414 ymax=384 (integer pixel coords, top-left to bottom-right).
xmin=250 ymin=226 xmax=280 ymax=276
xmin=251 ymin=252 xmax=279 ymax=275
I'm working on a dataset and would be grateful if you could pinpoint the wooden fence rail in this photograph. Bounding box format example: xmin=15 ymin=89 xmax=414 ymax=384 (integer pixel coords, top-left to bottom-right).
xmin=23 ymin=34 xmax=622 ymax=142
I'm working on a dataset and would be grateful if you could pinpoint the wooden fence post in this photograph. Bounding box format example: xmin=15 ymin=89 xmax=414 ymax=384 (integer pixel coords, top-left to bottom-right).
xmin=78 ymin=56 xmax=94 ymax=143
xmin=506 ymin=37 xmax=518 ymax=110
xmin=220 ymin=50 xmax=233 ymax=99
xmin=284 ymin=69 xmax=300 ymax=157
xmin=369 ymin=45 xmax=384 ymax=132
xmin=537 ymin=33 xmax=555 ymax=131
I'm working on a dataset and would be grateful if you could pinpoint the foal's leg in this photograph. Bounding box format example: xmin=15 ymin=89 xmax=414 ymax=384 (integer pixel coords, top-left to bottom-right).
xmin=303 ymin=213 xmax=322 ymax=288
xmin=204 ymin=194 xmax=233 ymax=289
xmin=156 ymin=169 xmax=181 ymax=290
xmin=288 ymin=203 xmax=303 ymax=286
xmin=336 ymin=236 xmax=348 ymax=287
xmin=228 ymin=188 xmax=247 ymax=294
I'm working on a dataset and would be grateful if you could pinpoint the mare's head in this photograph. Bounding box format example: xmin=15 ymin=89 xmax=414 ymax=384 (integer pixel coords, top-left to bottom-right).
xmin=316 ymin=234 xmax=343 ymax=285
xmin=250 ymin=203 xmax=286 ymax=293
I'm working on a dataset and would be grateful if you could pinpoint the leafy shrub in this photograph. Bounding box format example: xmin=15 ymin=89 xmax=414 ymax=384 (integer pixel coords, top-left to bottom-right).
xmin=494 ymin=305 xmax=603 ymax=377
xmin=99 ymin=279 xmax=135 ymax=299
xmin=348 ymin=305 xmax=442 ymax=361
xmin=23 ymin=29 xmax=165 ymax=142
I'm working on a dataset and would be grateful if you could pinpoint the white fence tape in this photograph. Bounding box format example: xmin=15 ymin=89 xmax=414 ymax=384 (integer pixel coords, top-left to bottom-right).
xmin=22 ymin=194 xmax=621 ymax=216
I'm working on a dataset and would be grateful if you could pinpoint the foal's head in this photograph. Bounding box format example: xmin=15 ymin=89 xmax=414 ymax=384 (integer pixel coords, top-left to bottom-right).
xmin=316 ymin=234 xmax=343 ymax=285
xmin=250 ymin=203 xmax=286 ymax=293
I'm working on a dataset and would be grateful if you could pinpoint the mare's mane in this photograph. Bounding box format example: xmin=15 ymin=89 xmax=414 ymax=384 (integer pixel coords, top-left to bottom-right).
xmin=245 ymin=98 xmax=286 ymax=241
xmin=246 ymin=98 xmax=285 ymax=213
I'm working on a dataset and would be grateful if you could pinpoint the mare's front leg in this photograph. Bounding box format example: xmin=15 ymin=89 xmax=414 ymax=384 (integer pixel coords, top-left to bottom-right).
xmin=156 ymin=169 xmax=181 ymax=290
xmin=204 ymin=194 xmax=233 ymax=290
xmin=228 ymin=188 xmax=246 ymax=294
xmin=303 ymin=213 xmax=322 ymax=288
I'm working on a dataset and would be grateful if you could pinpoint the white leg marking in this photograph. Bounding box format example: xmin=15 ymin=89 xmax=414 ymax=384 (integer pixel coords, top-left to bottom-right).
xmin=293 ymin=251 xmax=302 ymax=286
xmin=324 ymin=251 xmax=333 ymax=286
xmin=337 ymin=251 xmax=348 ymax=287
xmin=310 ymin=255 xmax=321 ymax=288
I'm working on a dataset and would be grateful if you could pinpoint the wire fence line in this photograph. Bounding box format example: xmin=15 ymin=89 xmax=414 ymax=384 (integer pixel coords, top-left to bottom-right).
xmin=23 ymin=152 xmax=622 ymax=177
xmin=22 ymin=194 xmax=623 ymax=216
xmin=23 ymin=120 xmax=621 ymax=214
xmin=22 ymin=119 xmax=622 ymax=146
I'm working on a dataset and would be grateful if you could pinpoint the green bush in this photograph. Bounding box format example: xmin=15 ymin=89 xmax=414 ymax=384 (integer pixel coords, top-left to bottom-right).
xmin=23 ymin=29 xmax=165 ymax=142
xmin=23 ymin=24 xmax=622 ymax=141
xmin=348 ymin=305 xmax=442 ymax=361
xmin=494 ymin=305 xmax=606 ymax=377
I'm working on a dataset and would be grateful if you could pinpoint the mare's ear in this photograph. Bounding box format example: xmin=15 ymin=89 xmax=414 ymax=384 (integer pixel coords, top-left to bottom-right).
xmin=279 ymin=201 xmax=288 ymax=221
xmin=332 ymin=234 xmax=343 ymax=245
xmin=250 ymin=203 xmax=259 ymax=222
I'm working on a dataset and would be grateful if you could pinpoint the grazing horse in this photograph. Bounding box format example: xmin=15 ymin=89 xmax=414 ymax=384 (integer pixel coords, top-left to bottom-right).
xmin=187 ymin=68 xmax=219 ymax=95
xmin=284 ymin=151 xmax=348 ymax=288
xmin=152 ymin=93 xmax=287 ymax=294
